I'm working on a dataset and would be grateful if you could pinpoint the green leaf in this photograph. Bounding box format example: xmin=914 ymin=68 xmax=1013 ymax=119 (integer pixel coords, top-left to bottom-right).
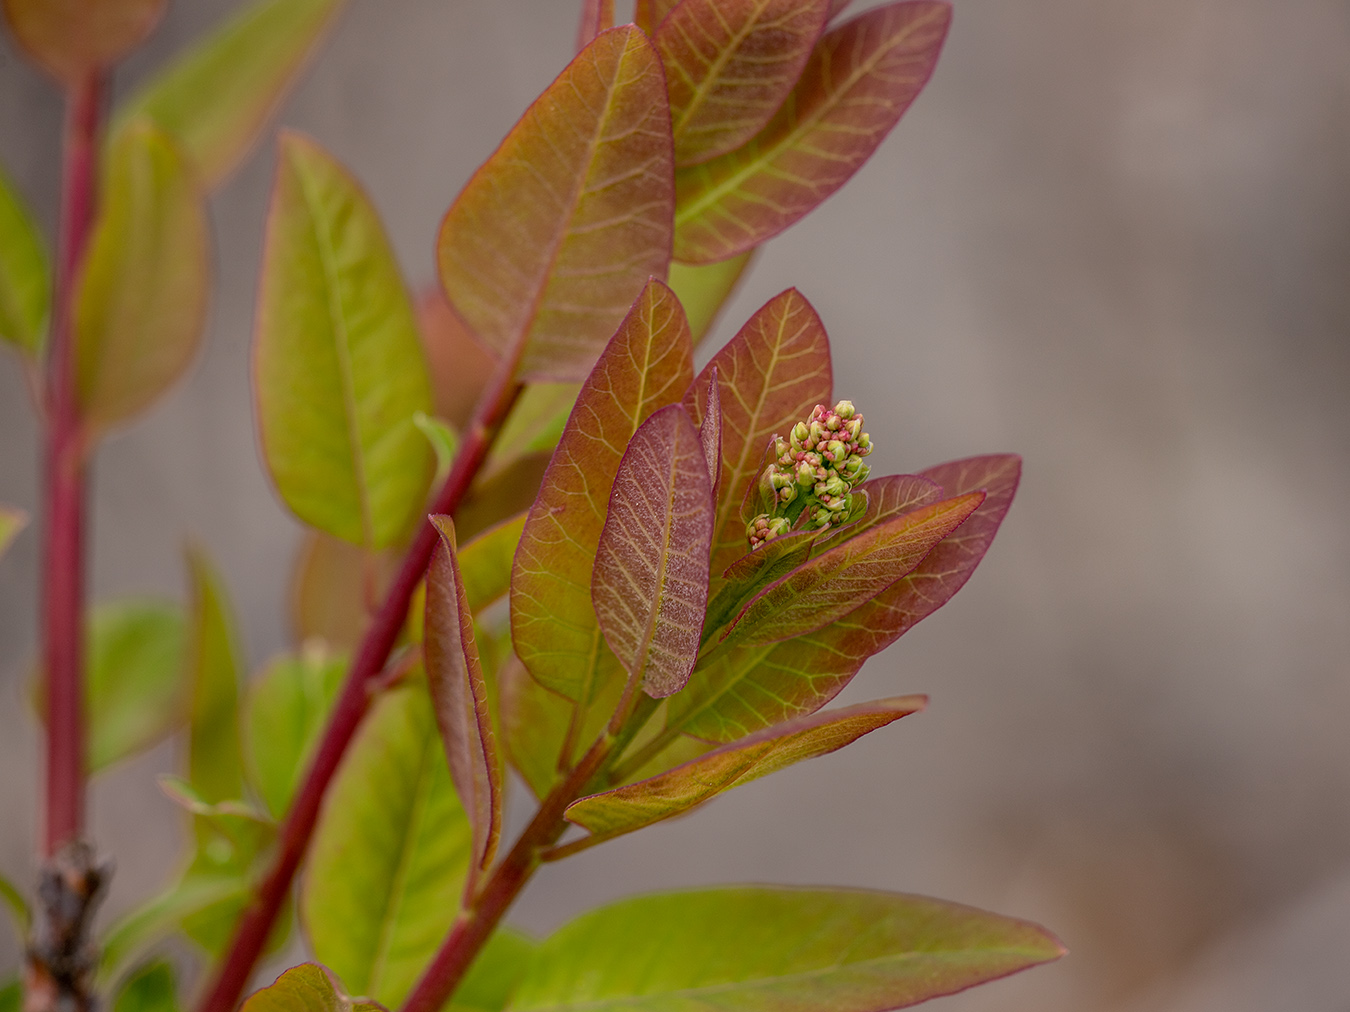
xmin=289 ymin=532 xmax=397 ymax=650
xmin=509 ymin=887 xmax=1064 ymax=1011
xmin=452 ymin=928 xmax=536 ymax=1012
xmin=437 ymin=25 xmax=674 ymax=382
xmin=240 ymin=964 xmax=387 ymax=1012
xmin=412 ymin=411 xmax=459 ymax=489
xmin=592 ymin=405 xmax=712 ymax=698
xmin=0 ymin=979 xmax=18 ymax=1012
xmin=459 ymin=512 xmax=526 ymax=614
xmin=87 ymin=598 xmax=188 ymax=771
xmin=674 ymin=1 xmax=951 ymax=263
xmin=0 ymin=869 xmax=28 ymax=940
xmin=426 ymin=517 xmax=503 ymax=877
xmin=302 ymin=683 xmax=472 ymax=1008
xmin=0 ymin=505 xmax=28 ymax=561
xmin=724 ymin=491 xmax=984 ymax=645
xmin=657 ymin=0 xmax=830 ymax=166
xmin=667 ymin=251 xmax=754 ymax=347
xmin=187 ymin=548 xmax=245 ymax=805
xmin=1 ymin=0 xmax=164 ymax=83
xmin=483 ymin=383 xmax=581 ymax=481
xmin=512 ymin=279 xmax=694 ymax=702
xmin=74 ymin=118 xmax=210 ymax=437
xmin=568 ymin=696 xmax=923 ymax=841
xmin=683 ymin=289 xmax=832 ymax=582
xmin=244 ymin=645 xmax=346 ymax=818
xmin=114 ymin=0 xmax=345 ymax=189
xmin=113 ymin=959 xmax=181 ymax=1012
xmin=0 ymin=165 xmax=49 ymax=355
xmin=255 ymin=131 xmax=434 ymax=550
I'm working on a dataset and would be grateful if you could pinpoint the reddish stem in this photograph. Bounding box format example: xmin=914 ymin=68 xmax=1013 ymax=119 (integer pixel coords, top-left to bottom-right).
xmin=195 ymin=367 xmax=522 ymax=1012
xmin=43 ymin=71 xmax=104 ymax=856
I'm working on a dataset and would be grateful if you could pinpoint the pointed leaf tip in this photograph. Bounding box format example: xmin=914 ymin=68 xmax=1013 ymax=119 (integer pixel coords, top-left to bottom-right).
xmin=240 ymin=964 xmax=387 ymax=1011
xmin=592 ymin=404 xmax=713 ymax=699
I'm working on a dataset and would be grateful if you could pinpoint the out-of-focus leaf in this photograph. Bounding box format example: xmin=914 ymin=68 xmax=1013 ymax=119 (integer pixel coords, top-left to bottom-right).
xmin=459 ymin=512 xmax=526 ymax=614
xmin=0 ymin=506 xmax=28 ymax=560
xmin=86 ymin=598 xmax=187 ymax=771
xmin=115 ymin=0 xmax=345 ymax=189
xmin=452 ymin=928 xmax=536 ymax=1012
xmin=426 ymin=517 xmax=502 ymax=877
xmin=668 ymin=455 xmax=1019 ymax=741
xmin=724 ymin=491 xmax=984 ymax=645
xmin=658 ymin=0 xmax=829 ymax=166
xmin=509 ymin=886 xmax=1064 ymax=1011
xmin=256 ymin=131 xmax=434 ymax=550
xmin=74 ymin=119 xmax=209 ymax=437
xmin=98 ymin=871 xmax=245 ymax=985
xmin=667 ymin=250 xmax=754 ymax=347
xmin=239 ymin=964 xmax=387 ymax=1012
xmin=302 ymin=683 xmax=471 ymax=1008
xmin=674 ymin=1 xmax=951 ymax=263
xmin=186 ymin=548 xmax=245 ymax=805
xmin=574 ymin=0 xmax=613 ymax=53
xmin=244 ymin=645 xmax=346 ymax=817
xmin=683 ymin=288 xmax=832 ymax=581
xmin=412 ymin=411 xmax=459 ymax=489
xmin=416 ymin=286 xmax=497 ymax=428
xmin=1 ymin=0 xmax=163 ymax=83
xmin=289 ymin=532 xmax=396 ymax=650
xmin=568 ymin=696 xmax=923 ymax=840
xmin=0 ymin=979 xmax=17 ymax=1012
xmin=512 ymin=279 xmax=694 ymax=702
xmin=0 ymin=870 xmax=28 ymax=939
xmin=633 ymin=0 xmax=678 ymax=36
xmin=0 ymin=167 xmax=48 ymax=356
xmin=829 ymin=0 xmax=854 ymax=18
xmin=592 ymin=405 xmax=712 ymax=699
xmin=482 ymin=383 xmax=581 ymax=481
xmin=437 ymin=26 xmax=674 ymax=382
xmin=455 ymin=452 xmax=550 ymax=545
xmin=113 ymin=959 xmax=181 ymax=1012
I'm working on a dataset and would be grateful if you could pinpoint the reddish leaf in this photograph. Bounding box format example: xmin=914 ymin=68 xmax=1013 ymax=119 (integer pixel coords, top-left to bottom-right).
xmin=437 ymin=26 xmax=675 ymax=381
xmin=511 ymin=280 xmax=694 ymax=701
xmin=828 ymin=0 xmax=854 ymax=18
xmin=634 ymin=0 xmax=679 ymax=35
xmin=426 ymin=517 xmax=502 ymax=877
xmin=568 ymin=695 xmax=923 ymax=840
xmin=683 ymin=289 xmax=832 ymax=581
xmin=813 ymin=472 xmax=941 ymax=552
xmin=575 ymin=0 xmax=614 ymax=53
xmin=593 ymin=405 xmax=713 ymax=699
xmin=416 ymin=286 xmax=497 ymax=428
xmin=694 ymin=365 xmax=723 ymax=501
xmin=2 ymin=0 xmax=164 ymax=83
xmin=724 ymin=491 xmax=984 ymax=645
xmin=674 ymin=1 xmax=951 ymax=263
xmin=656 ymin=0 xmax=830 ymax=166
xmin=668 ymin=455 xmax=1019 ymax=741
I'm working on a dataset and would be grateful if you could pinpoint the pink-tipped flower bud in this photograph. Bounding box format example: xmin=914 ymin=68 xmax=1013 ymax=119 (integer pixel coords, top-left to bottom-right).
xmin=795 ymin=460 xmax=816 ymax=488
xmin=835 ymin=400 xmax=855 ymax=420
xmin=823 ymin=439 xmax=847 ymax=462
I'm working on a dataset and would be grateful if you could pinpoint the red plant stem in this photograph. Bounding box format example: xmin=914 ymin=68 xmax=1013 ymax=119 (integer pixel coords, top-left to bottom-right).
xmin=196 ymin=367 xmax=522 ymax=1012
xmin=43 ymin=71 xmax=105 ymax=856
xmin=401 ymin=737 xmax=613 ymax=1012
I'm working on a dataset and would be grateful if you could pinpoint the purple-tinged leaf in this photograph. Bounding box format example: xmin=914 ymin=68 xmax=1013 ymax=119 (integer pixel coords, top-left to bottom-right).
xmin=512 ymin=279 xmax=694 ymax=702
xmin=592 ymin=405 xmax=713 ymax=699
xmin=567 ymin=695 xmax=923 ymax=840
xmin=2 ymin=0 xmax=164 ymax=84
xmin=694 ymin=365 xmax=723 ymax=500
xmin=437 ymin=26 xmax=675 ymax=381
xmin=684 ymin=289 xmax=832 ymax=582
xmin=828 ymin=0 xmax=853 ymax=18
xmin=725 ymin=491 xmax=984 ymax=645
xmin=634 ymin=0 xmax=679 ymax=36
xmin=575 ymin=0 xmax=614 ymax=53
xmin=668 ymin=456 xmax=1019 ymax=741
xmin=656 ymin=0 xmax=830 ymax=166
xmin=674 ymin=1 xmax=952 ymax=263
xmin=510 ymin=887 xmax=1064 ymax=1012
xmin=426 ymin=517 xmax=502 ymax=877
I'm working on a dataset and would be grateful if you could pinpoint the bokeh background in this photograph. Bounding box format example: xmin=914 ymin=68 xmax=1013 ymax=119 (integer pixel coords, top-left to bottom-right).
xmin=3 ymin=1 xmax=1349 ymax=1008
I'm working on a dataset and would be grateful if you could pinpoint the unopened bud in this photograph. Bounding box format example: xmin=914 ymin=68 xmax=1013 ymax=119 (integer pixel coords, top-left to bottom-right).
xmin=796 ymin=460 xmax=816 ymax=487
xmin=778 ymin=484 xmax=797 ymax=505
xmin=823 ymin=439 xmax=846 ymax=462
xmin=835 ymin=400 xmax=855 ymax=420
xmin=856 ymin=433 xmax=872 ymax=455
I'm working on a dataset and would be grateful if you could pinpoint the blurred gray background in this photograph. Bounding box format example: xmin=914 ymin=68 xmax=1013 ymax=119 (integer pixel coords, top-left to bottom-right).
xmin=2 ymin=0 xmax=1349 ymax=1008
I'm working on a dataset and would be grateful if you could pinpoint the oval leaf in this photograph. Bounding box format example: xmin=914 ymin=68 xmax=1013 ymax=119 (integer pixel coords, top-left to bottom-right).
xmin=115 ymin=0 xmax=345 ymax=189
xmin=427 ymin=516 xmax=503 ymax=877
xmin=186 ymin=548 xmax=245 ymax=805
xmin=302 ymin=683 xmax=471 ymax=1008
xmin=255 ymin=131 xmax=434 ymax=550
xmin=683 ymin=288 xmax=832 ymax=581
xmin=667 ymin=250 xmax=754 ymax=347
xmin=658 ymin=0 xmax=830 ymax=166
xmin=74 ymin=119 xmax=210 ymax=437
xmin=241 ymin=964 xmax=386 ymax=1012
xmin=568 ymin=695 xmax=923 ymax=840
xmin=674 ymin=0 xmax=951 ymax=263
xmin=509 ymin=886 xmax=1064 ymax=1012
xmin=0 ymin=166 xmax=49 ymax=355
xmin=511 ymin=279 xmax=694 ymax=701
xmin=725 ymin=490 xmax=984 ymax=645
xmin=1 ymin=0 xmax=164 ymax=83
xmin=437 ymin=25 xmax=674 ymax=381
xmin=113 ymin=960 xmax=180 ymax=1012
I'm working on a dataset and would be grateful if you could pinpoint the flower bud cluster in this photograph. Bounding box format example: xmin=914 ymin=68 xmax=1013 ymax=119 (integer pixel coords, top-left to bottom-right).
xmin=746 ymin=400 xmax=872 ymax=549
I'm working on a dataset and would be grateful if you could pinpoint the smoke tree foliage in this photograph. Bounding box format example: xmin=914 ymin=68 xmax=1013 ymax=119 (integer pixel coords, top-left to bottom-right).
xmin=0 ymin=1 xmax=1064 ymax=1010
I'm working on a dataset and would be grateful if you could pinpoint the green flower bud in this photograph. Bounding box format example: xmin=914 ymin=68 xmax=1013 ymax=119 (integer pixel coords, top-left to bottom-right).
xmin=835 ymin=400 xmax=855 ymax=420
